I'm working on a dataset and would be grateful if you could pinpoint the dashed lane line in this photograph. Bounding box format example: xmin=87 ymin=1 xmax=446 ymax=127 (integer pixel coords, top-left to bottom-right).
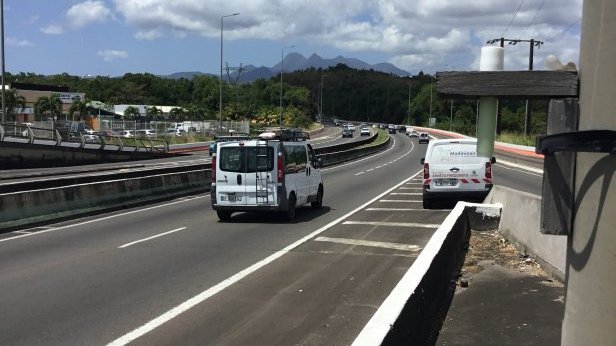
xmin=315 ymin=236 xmax=422 ymax=252
xmin=118 ymin=227 xmax=188 ymax=249
xmin=379 ymin=200 xmax=422 ymax=203
xmin=365 ymin=208 xmax=450 ymax=212
xmin=390 ymin=193 xmax=422 ymax=196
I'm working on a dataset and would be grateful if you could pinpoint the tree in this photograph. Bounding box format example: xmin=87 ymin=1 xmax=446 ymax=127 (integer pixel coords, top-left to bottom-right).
xmin=35 ymin=93 xmax=63 ymax=120
xmin=169 ymin=107 xmax=186 ymax=121
xmin=146 ymin=106 xmax=163 ymax=120
xmin=3 ymin=89 xmax=26 ymax=121
xmin=123 ymin=106 xmax=140 ymax=120
xmin=68 ymin=100 xmax=92 ymax=120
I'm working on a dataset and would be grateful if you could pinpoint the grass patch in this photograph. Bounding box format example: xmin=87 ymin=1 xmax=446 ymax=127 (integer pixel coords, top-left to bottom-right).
xmin=358 ymin=128 xmax=389 ymax=148
xmin=496 ymin=131 xmax=537 ymax=147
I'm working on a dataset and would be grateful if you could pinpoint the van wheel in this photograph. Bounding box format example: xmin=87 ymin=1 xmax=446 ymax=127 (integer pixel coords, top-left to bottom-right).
xmin=311 ymin=185 xmax=323 ymax=209
xmin=217 ymin=210 xmax=232 ymax=221
xmin=423 ymin=196 xmax=433 ymax=209
xmin=285 ymin=194 xmax=296 ymax=220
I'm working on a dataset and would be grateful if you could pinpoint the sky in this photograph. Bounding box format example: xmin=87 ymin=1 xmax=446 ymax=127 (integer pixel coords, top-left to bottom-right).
xmin=3 ymin=0 xmax=583 ymax=77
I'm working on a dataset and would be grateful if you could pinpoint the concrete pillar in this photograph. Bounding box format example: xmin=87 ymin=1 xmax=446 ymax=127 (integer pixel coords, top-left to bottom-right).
xmin=562 ymin=1 xmax=616 ymax=345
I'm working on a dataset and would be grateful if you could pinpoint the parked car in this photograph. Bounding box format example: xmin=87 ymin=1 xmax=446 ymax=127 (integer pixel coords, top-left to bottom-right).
xmin=211 ymin=130 xmax=323 ymax=221
xmin=360 ymin=126 xmax=371 ymax=136
xmin=421 ymin=138 xmax=495 ymax=208
xmin=118 ymin=130 xmax=135 ymax=138
xmin=342 ymin=125 xmax=354 ymax=138
xmin=164 ymin=128 xmax=186 ymax=137
xmin=136 ymin=129 xmax=156 ymax=138
xmin=418 ymin=132 xmax=430 ymax=143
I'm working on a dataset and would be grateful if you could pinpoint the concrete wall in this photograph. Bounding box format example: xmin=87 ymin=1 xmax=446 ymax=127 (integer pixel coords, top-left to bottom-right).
xmin=485 ymin=185 xmax=566 ymax=280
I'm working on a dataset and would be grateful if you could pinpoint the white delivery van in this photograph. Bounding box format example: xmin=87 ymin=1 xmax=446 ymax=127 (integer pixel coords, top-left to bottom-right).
xmin=421 ymin=138 xmax=495 ymax=209
xmin=211 ymin=130 xmax=324 ymax=221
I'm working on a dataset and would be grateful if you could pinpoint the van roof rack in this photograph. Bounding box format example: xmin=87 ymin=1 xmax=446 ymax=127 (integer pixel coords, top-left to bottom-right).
xmin=258 ymin=128 xmax=310 ymax=141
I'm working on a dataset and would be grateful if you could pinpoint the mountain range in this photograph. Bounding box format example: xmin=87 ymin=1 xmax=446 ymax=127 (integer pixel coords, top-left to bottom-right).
xmin=166 ymin=53 xmax=410 ymax=82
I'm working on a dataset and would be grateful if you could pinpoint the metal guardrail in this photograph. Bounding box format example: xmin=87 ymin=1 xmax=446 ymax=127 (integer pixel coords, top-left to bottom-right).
xmin=0 ymin=123 xmax=169 ymax=152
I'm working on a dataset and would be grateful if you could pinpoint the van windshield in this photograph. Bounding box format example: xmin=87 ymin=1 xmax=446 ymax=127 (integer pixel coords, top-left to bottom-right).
xmin=430 ymin=143 xmax=484 ymax=165
xmin=219 ymin=146 xmax=275 ymax=173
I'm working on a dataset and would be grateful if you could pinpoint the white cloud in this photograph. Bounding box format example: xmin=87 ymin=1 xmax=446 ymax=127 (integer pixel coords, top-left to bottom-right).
xmin=41 ymin=24 xmax=64 ymax=35
xmin=67 ymin=0 xmax=111 ymax=28
xmin=97 ymin=49 xmax=128 ymax=62
xmin=7 ymin=37 xmax=33 ymax=47
xmin=111 ymin=0 xmax=582 ymax=73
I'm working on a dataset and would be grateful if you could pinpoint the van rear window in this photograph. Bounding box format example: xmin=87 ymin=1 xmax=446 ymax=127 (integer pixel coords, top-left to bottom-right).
xmin=430 ymin=143 xmax=484 ymax=164
xmin=219 ymin=146 xmax=274 ymax=173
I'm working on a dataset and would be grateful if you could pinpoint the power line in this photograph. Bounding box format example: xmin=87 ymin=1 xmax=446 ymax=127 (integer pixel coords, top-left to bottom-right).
xmin=501 ymin=0 xmax=527 ymax=37
xmin=547 ymin=18 xmax=581 ymax=41
xmin=526 ymin=0 xmax=547 ymax=30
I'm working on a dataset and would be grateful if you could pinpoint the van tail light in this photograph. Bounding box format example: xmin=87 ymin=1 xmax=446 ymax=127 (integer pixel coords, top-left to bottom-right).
xmin=277 ymin=151 xmax=285 ymax=181
xmin=211 ymin=153 xmax=216 ymax=183
xmin=423 ymin=163 xmax=430 ymax=179
xmin=485 ymin=162 xmax=492 ymax=179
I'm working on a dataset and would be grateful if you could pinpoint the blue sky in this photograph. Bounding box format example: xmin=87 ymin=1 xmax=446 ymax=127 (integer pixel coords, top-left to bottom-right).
xmin=4 ymin=0 xmax=582 ymax=77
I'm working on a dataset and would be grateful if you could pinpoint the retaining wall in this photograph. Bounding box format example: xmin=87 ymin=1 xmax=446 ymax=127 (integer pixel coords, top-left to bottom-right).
xmin=485 ymin=185 xmax=566 ymax=280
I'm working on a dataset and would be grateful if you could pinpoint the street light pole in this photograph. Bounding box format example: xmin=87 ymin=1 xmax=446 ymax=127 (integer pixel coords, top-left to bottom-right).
xmin=280 ymin=45 xmax=295 ymax=129
xmin=1 ymin=0 xmax=5 ymax=124
xmin=220 ymin=13 xmax=239 ymax=135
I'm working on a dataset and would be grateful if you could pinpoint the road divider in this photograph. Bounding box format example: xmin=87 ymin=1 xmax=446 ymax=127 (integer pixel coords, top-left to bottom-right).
xmin=353 ymin=202 xmax=502 ymax=345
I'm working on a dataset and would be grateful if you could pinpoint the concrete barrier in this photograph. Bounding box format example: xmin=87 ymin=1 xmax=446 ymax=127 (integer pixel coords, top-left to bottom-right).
xmin=485 ymin=185 xmax=566 ymax=280
xmin=353 ymin=203 xmax=502 ymax=345
xmin=0 ymin=168 xmax=210 ymax=231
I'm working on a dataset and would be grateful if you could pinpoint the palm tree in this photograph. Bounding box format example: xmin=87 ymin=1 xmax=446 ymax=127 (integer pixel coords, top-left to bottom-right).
xmin=146 ymin=106 xmax=163 ymax=121
xmin=123 ymin=106 xmax=140 ymax=120
xmin=35 ymin=93 xmax=63 ymax=121
xmin=169 ymin=107 xmax=186 ymax=122
xmin=68 ymin=100 xmax=92 ymax=121
xmin=3 ymin=89 xmax=26 ymax=122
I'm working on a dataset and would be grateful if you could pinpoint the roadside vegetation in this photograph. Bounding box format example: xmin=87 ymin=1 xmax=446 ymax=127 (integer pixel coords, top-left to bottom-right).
xmin=7 ymin=67 xmax=547 ymax=145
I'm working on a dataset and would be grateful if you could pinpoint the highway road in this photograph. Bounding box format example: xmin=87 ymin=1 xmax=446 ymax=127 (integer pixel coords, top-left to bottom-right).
xmin=0 ymin=132 xmax=542 ymax=345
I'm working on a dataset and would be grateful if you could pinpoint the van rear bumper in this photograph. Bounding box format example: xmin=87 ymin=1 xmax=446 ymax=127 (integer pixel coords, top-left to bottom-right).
xmin=422 ymin=186 xmax=491 ymax=202
xmin=211 ymin=186 xmax=289 ymax=212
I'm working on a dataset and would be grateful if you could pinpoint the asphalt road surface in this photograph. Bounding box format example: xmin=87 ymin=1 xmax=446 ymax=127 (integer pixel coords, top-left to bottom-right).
xmin=0 ymin=132 xmax=541 ymax=345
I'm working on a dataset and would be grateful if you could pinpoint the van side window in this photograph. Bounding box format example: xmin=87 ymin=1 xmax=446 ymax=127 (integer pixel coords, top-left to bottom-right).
xmin=307 ymin=145 xmax=317 ymax=167
xmin=284 ymin=145 xmax=307 ymax=174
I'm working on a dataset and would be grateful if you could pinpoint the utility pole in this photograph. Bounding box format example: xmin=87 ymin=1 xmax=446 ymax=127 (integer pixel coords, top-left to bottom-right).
xmin=429 ymin=77 xmax=433 ymax=127
xmin=407 ymin=83 xmax=411 ymax=124
xmin=1 ymin=0 xmax=5 ymax=124
xmin=561 ymin=1 xmax=616 ymax=344
xmin=487 ymin=37 xmax=543 ymax=138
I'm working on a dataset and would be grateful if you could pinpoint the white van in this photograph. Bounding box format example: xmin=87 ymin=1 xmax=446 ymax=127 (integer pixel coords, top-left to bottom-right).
xmin=421 ymin=138 xmax=495 ymax=209
xmin=211 ymin=130 xmax=324 ymax=221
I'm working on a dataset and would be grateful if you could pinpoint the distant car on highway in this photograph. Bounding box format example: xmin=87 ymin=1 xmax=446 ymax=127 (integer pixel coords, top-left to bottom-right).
xmin=421 ymin=138 xmax=495 ymax=208
xmin=388 ymin=124 xmax=397 ymax=134
xmin=418 ymin=132 xmax=430 ymax=143
xmin=346 ymin=123 xmax=356 ymax=131
xmin=342 ymin=125 xmax=354 ymax=138
xmin=360 ymin=126 xmax=370 ymax=136
xmin=398 ymin=125 xmax=407 ymax=133
xmin=409 ymin=130 xmax=419 ymax=138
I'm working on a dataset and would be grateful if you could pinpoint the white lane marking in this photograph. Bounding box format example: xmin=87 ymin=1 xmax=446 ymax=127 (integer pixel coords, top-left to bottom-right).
xmin=0 ymin=195 xmax=210 ymax=244
xmin=118 ymin=227 xmax=188 ymax=249
xmin=343 ymin=221 xmax=440 ymax=228
xmin=106 ymin=170 xmax=424 ymax=346
xmin=406 ymin=182 xmax=422 ymax=185
xmin=390 ymin=192 xmax=422 ymax=196
xmin=366 ymin=168 xmax=375 ymax=172
xmin=321 ymin=136 xmax=399 ymax=172
xmin=398 ymin=187 xmax=422 ymax=190
xmin=355 ymin=172 xmax=366 ymax=176
xmin=379 ymin=200 xmax=422 ymax=203
xmin=365 ymin=208 xmax=450 ymax=212
xmin=12 ymin=231 xmax=33 ymax=234
xmin=315 ymin=236 xmax=422 ymax=252
xmin=497 ymin=159 xmax=543 ymax=174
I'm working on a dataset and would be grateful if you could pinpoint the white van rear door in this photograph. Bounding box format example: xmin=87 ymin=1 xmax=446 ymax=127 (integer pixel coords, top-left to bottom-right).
xmin=243 ymin=142 xmax=277 ymax=206
xmin=217 ymin=143 xmax=247 ymax=205
xmin=428 ymin=142 xmax=487 ymax=191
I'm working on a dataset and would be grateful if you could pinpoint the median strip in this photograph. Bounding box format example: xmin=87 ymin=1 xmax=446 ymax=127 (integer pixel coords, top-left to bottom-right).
xmin=315 ymin=236 xmax=421 ymax=252
xmin=342 ymin=221 xmax=440 ymax=229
